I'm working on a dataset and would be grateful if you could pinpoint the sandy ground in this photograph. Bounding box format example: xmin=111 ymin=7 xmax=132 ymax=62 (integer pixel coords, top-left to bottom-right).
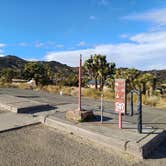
xmin=0 ymin=125 xmax=165 ymax=166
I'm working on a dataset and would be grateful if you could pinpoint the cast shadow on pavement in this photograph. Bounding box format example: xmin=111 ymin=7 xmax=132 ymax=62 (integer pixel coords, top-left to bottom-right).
xmin=20 ymin=105 xmax=57 ymax=114
xmin=146 ymin=141 xmax=166 ymax=159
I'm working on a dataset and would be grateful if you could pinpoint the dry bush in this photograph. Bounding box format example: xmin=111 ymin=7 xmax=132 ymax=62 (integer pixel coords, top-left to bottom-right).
xmin=15 ymin=83 xmax=33 ymax=90
xmin=41 ymin=85 xmax=77 ymax=96
xmin=103 ymin=88 xmax=114 ymax=100
xmin=42 ymin=85 xmax=60 ymax=93
xmin=155 ymin=97 xmax=166 ymax=109
xmin=0 ymin=82 xmax=17 ymax=88
xmin=82 ymin=88 xmax=101 ymax=99
xmin=144 ymin=96 xmax=160 ymax=107
xmin=142 ymin=94 xmax=146 ymax=104
xmin=61 ymin=86 xmax=73 ymax=95
xmin=70 ymin=87 xmax=78 ymax=96
xmin=127 ymin=93 xmax=138 ymax=103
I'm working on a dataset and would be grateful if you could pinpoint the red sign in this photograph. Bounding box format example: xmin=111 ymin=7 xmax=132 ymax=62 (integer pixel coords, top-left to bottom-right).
xmin=115 ymin=79 xmax=126 ymax=113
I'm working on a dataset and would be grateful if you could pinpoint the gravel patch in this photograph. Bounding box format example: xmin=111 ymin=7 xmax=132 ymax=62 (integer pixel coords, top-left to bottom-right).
xmin=0 ymin=124 xmax=138 ymax=166
xmin=0 ymin=125 xmax=165 ymax=166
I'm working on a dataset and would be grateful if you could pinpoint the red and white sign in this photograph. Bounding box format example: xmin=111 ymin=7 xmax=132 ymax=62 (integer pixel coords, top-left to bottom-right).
xmin=115 ymin=79 xmax=126 ymax=113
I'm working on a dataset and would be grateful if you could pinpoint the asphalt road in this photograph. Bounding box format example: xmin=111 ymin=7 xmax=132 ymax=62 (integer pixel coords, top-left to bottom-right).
xmin=0 ymin=87 xmax=166 ymax=129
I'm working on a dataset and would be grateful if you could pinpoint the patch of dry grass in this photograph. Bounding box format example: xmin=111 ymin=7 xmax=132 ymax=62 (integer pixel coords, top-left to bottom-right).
xmin=0 ymin=82 xmax=17 ymax=88
xmin=82 ymin=88 xmax=101 ymax=99
xmin=156 ymin=96 xmax=166 ymax=109
xmin=41 ymin=85 xmax=60 ymax=93
xmin=14 ymin=83 xmax=33 ymax=90
xmin=144 ymin=96 xmax=160 ymax=107
xmin=0 ymin=82 xmax=165 ymax=109
xmin=103 ymin=88 xmax=114 ymax=100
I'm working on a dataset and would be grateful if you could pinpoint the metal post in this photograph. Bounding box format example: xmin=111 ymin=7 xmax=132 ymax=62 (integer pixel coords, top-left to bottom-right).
xmin=101 ymin=94 xmax=103 ymax=123
xmin=119 ymin=112 xmax=122 ymax=129
xmin=130 ymin=91 xmax=134 ymax=116
xmin=137 ymin=90 xmax=142 ymax=133
xmin=78 ymin=54 xmax=82 ymax=111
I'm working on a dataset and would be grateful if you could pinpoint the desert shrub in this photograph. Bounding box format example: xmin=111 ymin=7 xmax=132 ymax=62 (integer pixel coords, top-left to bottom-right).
xmin=144 ymin=96 xmax=159 ymax=107
xmin=127 ymin=93 xmax=138 ymax=103
xmin=0 ymin=82 xmax=17 ymax=88
xmin=61 ymin=87 xmax=73 ymax=95
xmin=103 ymin=88 xmax=114 ymax=100
xmin=156 ymin=97 xmax=166 ymax=109
xmin=82 ymin=88 xmax=101 ymax=99
xmin=142 ymin=94 xmax=146 ymax=104
xmin=41 ymin=85 xmax=60 ymax=93
xmin=70 ymin=87 xmax=78 ymax=96
xmin=15 ymin=83 xmax=33 ymax=90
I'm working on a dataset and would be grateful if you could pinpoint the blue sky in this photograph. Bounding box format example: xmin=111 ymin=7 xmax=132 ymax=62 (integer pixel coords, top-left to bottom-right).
xmin=0 ymin=0 xmax=166 ymax=70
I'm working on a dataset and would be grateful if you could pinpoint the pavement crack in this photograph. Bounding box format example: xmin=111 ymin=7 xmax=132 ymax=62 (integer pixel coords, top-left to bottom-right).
xmin=124 ymin=140 xmax=130 ymax=151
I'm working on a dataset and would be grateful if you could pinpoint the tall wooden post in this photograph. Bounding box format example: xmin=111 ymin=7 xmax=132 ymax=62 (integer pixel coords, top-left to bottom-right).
xmin=78 ymin=54 xmax=82 ymax=111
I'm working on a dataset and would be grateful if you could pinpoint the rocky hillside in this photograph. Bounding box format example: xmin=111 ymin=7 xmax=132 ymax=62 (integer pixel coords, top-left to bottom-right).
xmin=0 ymin=55 xmax=76 ymax=75
xmin=144 ymin=69 xmax=166 ymax=84
xmin=0 ymin=55 xmax=26 ymax=70
xmin=0 ymin=55 xmax=165 ymax=83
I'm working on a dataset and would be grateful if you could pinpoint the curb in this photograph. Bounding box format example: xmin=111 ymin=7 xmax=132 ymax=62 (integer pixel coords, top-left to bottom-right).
xmin=0 ymin=122 xmax=41 ymax=133
xmin=43 ymin=116 xmax=166 ymax=159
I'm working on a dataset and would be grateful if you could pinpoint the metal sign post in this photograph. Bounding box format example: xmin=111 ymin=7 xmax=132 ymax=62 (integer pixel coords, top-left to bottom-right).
xmin=130 ymin=91 xmax=134 ymax=116
xmin=115 ymin=79 xmax=126 ymax=129
xmin=137 ymin=90 xmax=142 ymax=133
xmin=101 ymin=94 xmax=103 ymax=123
xmin=78 ymin=54 xmax=82 ymax=111
xmin=118 ymin=112 xmax=122 ymax=128
xmin=130 ymin=90 xmax=142 ymax=134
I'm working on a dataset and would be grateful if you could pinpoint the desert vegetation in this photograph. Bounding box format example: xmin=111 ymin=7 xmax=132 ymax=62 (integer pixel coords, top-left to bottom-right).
xmin=0 ymin=55 xmax=165 ymax=109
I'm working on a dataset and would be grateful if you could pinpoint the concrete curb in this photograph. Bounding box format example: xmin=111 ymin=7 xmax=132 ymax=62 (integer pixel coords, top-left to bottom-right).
xmin=0 ymin=122 xmax=41 ymax=133
xmin=43 ymin=116 xmax=166 ymax=159
xmin=0 ymin=95 xmax=50 ymax=113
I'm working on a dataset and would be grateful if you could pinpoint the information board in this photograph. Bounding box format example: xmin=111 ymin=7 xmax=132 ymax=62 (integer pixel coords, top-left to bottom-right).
xmin=115 ymin=79 xmax=126 ymax=113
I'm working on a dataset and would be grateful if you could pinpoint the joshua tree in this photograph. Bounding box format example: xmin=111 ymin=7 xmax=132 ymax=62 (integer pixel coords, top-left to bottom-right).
xmin=84 ymin=54 xmax=115 ymax=90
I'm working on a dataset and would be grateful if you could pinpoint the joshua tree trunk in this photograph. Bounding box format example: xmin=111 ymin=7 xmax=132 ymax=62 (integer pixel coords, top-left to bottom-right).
xmin=99 ymin=78 xmax=105 ymax=91
xmin=95 ymin=77 xmax=98 ymax=90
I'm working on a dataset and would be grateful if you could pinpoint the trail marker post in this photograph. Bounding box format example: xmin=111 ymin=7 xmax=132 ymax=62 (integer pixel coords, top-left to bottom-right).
xmin=115 ymin=79 xmax=126 ymax=129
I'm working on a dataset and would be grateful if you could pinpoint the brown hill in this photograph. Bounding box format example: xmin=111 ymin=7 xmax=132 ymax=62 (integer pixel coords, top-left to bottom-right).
xmin=0 ymin=55 xmax=165 ymax=83
xmin=0 ymin=55 xmax=76 ymax=76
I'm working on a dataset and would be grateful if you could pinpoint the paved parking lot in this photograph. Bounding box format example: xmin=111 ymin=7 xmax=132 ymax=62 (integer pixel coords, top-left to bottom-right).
xmin=0 ymin=88 xmax=166 ymax=129
xmin=0 ymin=88 xmax=165 ymax=165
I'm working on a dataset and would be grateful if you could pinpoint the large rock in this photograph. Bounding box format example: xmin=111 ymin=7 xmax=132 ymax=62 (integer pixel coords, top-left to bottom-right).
xmin=66 ymin=109 xmax=94 ymax=122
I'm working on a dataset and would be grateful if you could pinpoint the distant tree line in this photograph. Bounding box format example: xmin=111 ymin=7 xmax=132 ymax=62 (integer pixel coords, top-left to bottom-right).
xmin=0 ymin=54 xmax=159 ymax=96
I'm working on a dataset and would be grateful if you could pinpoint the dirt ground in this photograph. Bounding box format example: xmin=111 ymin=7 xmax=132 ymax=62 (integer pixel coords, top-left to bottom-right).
xmin=0 ymin=125 xmax=165 ymax=166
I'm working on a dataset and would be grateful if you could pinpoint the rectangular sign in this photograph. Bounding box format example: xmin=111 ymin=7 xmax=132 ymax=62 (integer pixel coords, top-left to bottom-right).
xmin=115 ymin=79 xmax=126 ymax=113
